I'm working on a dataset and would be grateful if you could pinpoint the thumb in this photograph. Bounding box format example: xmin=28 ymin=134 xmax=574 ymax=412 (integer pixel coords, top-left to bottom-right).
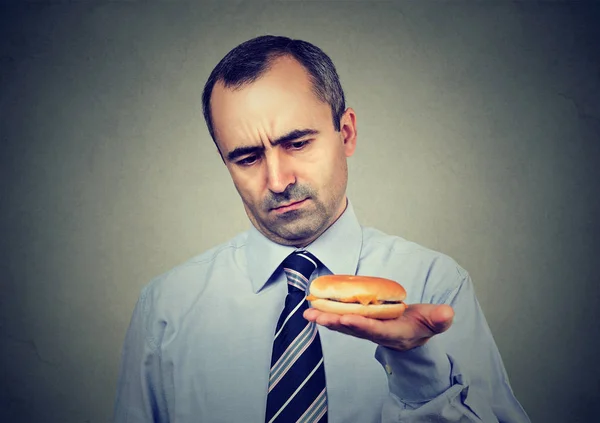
xmin=429 ymin=304 xmax=454 ymax=334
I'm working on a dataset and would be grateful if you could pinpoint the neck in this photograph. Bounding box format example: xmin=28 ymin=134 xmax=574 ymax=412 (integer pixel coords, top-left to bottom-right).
xmin=294 ymin=197 xmax=348 ymax=248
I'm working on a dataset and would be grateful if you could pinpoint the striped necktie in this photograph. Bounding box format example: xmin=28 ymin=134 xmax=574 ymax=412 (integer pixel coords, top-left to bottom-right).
xmin=265 ymin=250 xmax=328 ymax=423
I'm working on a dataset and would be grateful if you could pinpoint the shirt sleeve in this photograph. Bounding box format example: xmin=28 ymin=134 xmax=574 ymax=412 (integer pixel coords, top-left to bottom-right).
xmin=112 ymin=287 xmax=169 ymax=423
xmin=374 ymin=270 xmax=531 ymax=423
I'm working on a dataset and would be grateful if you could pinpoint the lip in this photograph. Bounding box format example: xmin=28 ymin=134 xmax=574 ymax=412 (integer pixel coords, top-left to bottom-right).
xmin=272 ymin=198 xmax=308 ymax=213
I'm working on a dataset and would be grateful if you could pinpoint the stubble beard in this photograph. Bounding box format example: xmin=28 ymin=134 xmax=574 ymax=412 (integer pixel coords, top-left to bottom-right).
xmin=269 ymin=199 xmax=329 ymax=241
xmin=245 ymin=196 xmax=330 ymax=245
xmin=243 ymin=172 xmax=347 ymax=245
xmin=241 ymin=180 xmax=340 ymax=246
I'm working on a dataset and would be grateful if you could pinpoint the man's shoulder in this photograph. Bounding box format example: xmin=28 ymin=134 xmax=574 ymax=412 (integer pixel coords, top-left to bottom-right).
xmin=360 ymin=225 xmax=470 ymax=300
xmin=362 ymin=225 xmax=460 ymax=263
xmin=140 ymin=230 xmax=250 ymax=302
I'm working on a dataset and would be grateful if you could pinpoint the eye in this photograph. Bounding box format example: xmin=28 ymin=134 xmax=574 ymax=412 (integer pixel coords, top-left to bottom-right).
xmin=287 ymin=140 xmax=310 ymax=150
xmin=237 ymin=155 xmax=259 ymax=166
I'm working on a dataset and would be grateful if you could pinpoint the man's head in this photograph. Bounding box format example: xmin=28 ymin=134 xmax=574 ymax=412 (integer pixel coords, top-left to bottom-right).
xmin=202 ymin=35 xmax=357 ymax=247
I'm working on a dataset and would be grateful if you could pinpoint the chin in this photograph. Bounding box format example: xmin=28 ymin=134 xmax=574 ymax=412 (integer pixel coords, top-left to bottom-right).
xmin=277 ymin=218 xmax=327 ymax=242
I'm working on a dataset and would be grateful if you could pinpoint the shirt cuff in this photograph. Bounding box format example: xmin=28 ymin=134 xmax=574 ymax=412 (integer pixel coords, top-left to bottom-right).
xmin=374 ymin=336 xmax=453 ymax=404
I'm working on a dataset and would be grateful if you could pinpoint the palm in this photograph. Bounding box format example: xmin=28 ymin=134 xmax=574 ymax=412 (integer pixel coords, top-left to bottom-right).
xmin=303 ymin=303 xmax=454 ymax=351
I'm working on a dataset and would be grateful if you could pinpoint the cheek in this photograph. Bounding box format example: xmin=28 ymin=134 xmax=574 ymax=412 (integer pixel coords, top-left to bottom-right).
xmin=322 ymin=153 xmax=348 ymax=197
xmin=303 ymin=158 xmax=343 ymax=197
xmin=231 ymin=172 xmax=264 ymax=205
xmin=320 ymin=147 xmax=346 ymax=181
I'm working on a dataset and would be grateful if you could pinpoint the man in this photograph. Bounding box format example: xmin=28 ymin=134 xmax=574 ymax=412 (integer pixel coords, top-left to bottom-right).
xmin=113 ymin=35 xmax=530 ymax=422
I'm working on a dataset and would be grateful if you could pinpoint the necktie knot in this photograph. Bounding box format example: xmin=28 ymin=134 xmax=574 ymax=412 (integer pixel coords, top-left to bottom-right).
xmin=281 ymin=250 xmax=319 ymax=293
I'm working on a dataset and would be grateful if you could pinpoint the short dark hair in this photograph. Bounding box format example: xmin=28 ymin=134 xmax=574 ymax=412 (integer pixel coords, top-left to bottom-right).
xmin=201 ymin=35 xmax=346 ymax=152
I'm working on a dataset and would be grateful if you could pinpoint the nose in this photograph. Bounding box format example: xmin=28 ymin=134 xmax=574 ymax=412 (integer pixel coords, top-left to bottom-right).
xmin=265 ymin=152 xmax=295 ymax=194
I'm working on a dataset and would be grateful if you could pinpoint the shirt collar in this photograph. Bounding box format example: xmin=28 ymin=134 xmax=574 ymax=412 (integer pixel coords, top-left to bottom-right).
xmin=246 ymin=198 xmax=363 ymax=293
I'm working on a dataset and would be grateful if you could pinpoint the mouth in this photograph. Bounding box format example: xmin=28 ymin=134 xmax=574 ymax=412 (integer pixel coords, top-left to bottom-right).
xmin=271 ymin=198 xmax=309 ymax=213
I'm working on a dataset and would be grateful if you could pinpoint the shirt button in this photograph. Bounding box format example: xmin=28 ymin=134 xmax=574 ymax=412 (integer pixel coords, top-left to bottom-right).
xmin=385 ymin=364 xmax=393 ymax=375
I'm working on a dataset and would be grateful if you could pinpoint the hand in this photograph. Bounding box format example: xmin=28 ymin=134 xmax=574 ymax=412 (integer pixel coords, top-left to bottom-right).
xmin=303 ymin=304 xmax=454 ymax=351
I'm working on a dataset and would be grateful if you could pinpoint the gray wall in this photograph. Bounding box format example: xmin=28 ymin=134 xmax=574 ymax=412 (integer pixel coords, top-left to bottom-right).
xmin=1 ymin=1 xmax=598 ymax=422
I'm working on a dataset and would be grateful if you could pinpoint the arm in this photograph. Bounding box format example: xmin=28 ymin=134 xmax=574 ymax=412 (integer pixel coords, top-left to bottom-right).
xmin=375 ymin=273 xmax=530 ymax=422
xmin=304 ymin=272 xmax=530 ymax=422
xmin=113 ymin=288 xmax=168 ymax=423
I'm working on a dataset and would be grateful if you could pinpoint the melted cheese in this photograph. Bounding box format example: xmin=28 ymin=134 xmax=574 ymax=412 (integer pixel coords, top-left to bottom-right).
xmin=306 ymin=294 xmax=384 ymax=305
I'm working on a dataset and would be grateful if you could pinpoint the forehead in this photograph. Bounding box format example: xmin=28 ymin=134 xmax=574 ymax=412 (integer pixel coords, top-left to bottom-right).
xmin=210 ymin=56 xmax=331 ymax=151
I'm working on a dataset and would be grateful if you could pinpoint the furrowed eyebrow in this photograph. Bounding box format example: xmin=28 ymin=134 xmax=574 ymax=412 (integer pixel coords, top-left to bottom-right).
xmin=270 ymin=128 xmax=319 ymax=146
xmin=226 ymin=145 xmax=264 ymax=162
xmin=225 ymin=128 xmax=319 ymax=162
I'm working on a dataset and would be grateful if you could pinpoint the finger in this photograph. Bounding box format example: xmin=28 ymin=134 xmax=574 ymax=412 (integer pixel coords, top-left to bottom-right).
xmin=404 ymin=303 xmax=454 ymax=335
xmin=311 ymin=310 xmax=419 ymax=341
xmin=303 ymin=309 xmax=377 ymax=338
xmin=315 ymin=313 xmax=343 ymax=327
xmin=304 ymin=309 xmax=346 ymax=329
xmin=339 ymin=314 xmax=385 ymax=334
xmin=303 ymin=308 xmax=320 ymax=321
xmin=337 ymin=314 xmax=416 ymax=344
xmin=338 ymin=318 xmax=389 ymax=342
xmin=318 ymin=318 xmax=379 ymax=339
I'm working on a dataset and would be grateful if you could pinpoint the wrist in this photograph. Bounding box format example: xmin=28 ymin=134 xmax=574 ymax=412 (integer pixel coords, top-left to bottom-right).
xmin=375 ymin=336 xmax=453 ymax=403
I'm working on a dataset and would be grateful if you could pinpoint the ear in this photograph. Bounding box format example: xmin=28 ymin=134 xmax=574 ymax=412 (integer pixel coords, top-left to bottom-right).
xmin=340 ymin=107 xmax=357 ymax=157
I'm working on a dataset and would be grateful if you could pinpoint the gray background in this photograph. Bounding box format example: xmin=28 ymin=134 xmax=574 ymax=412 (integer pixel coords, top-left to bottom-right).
xmin=1 ymin=1 xmax=599 ymax=422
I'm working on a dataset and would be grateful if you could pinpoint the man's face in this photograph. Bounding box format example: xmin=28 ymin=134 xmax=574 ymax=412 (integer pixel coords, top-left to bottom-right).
xmin=210 ymin=55 xmax=357 ymax=247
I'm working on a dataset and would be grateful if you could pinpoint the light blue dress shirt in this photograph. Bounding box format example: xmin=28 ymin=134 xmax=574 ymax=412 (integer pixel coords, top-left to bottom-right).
xmin=113 ymin=200 xmax=530 ymax=422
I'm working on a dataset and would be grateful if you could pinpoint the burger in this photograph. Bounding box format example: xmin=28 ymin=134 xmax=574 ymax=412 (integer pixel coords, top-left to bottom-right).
xmin=306 ymin=275 xmax=407 ymax=320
